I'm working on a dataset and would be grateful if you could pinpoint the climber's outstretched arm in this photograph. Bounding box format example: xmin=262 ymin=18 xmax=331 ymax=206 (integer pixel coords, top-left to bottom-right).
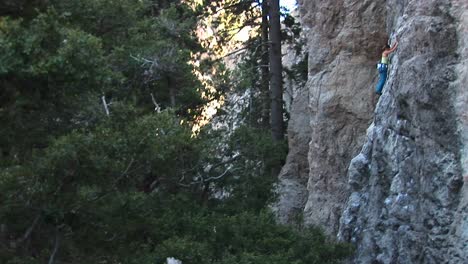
xmin=383 ymin=39 xmax=399 ymax=56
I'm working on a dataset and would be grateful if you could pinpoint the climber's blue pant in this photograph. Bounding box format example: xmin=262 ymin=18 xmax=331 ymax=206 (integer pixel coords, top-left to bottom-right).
xmin=375 ymin=64 xmax=388 ymax=94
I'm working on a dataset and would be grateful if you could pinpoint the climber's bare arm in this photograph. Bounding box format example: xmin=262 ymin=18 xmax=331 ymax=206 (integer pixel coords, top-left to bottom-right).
xmin=383 ymin=40 xmax=399 ymax=56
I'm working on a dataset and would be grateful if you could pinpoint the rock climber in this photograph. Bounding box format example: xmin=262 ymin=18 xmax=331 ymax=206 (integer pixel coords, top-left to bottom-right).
xmin=376 ymin=38 xmax=399 ymax=95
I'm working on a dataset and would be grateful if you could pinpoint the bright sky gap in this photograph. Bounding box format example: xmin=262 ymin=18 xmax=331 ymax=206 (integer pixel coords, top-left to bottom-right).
xmin=281 ymin=0 xmax=297 ymax=11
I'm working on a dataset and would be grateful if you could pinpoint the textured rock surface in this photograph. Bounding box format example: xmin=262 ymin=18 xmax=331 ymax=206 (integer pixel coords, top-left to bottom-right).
xmin=277 ymin=0 xmax=387 ymax=234
xmin=273 ymin=75 xmax=309 ymax=224
xmin=277 ymin=0 xmax=468 ymax=262
xmin=273 ymin=14 xmax=309 ymax=224
xmin=450 ymin=0 xmax=468 ymax=262
xmin=337 ymin=0 xmax=467 ymax=263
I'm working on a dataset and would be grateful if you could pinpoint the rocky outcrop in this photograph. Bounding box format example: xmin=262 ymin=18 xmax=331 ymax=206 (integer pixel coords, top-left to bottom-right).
xmin=450 ymin=1 xmax=468 ymax=262
xmin=301 ymin=0 xmax=388 ymax=236
xmin=276 ymin=0 xmax=387 ymax=234
xmin=273 ymin=14 xmax=309 ymax=225
xmin=338 ymin=0 xmax=467 ymax=263
xmin=273 ymin=70 xmax=309 ymax=224
xmin=277 ymin=0 xmax=468 ymax=262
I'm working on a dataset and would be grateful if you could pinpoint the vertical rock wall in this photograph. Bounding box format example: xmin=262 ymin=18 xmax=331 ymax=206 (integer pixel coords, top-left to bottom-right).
xmin=273 ymin=12 xmax=310 ymax=225
xmin=276 ymin=0 xmax=387 ymax=234
xmin=450 ymin=0 xmax=468 ymax=262
xmin=301 ymin=0 xmax=387 ymax=235
xmin=273 ymin=75 xmax=310 ymax=224
xmin=338 ymin=0 xmax=467 ymax=263
xmin=278 ymin=0 xmax=468 ymax=262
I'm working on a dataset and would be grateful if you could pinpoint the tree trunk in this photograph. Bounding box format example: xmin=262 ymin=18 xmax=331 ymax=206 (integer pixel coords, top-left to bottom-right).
xmin=260 ymin=0 xmax=270 ymax=129
xmin=268 ymin=0 xmax=284 ymax=141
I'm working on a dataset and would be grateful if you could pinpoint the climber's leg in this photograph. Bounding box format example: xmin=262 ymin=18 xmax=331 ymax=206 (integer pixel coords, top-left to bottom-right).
xmin=375 ymin=70 xmax=387 ymax=95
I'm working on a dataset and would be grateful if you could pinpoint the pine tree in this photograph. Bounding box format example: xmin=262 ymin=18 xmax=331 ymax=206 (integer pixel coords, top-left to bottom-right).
xmin=268 ymin=0 xmax=284 ymax=141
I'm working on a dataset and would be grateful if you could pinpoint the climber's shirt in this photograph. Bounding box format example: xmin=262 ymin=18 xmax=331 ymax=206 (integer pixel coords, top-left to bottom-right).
xmin=381 ymin=56 xmax=389 ymax=64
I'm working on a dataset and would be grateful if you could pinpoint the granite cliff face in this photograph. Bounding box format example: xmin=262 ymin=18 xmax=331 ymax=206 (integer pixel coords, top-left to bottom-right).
xmin=277 ymin=0 xmax=387 ymax=233
xmin=277 ymin=0 xmax=468 ymax=263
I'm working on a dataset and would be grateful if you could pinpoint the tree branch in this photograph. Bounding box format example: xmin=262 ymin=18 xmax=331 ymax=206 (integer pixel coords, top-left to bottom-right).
xmin=101 ymin=95 xmax=110 ymax=116
xmin=202 ymin=1 xmax=261 ymax=17
xmin=48 ymin=228 xmax=61 ymax=264
xmin=206 ymin=154 xmax=240 ymax=174
xmin=178 ymin=155 xmax=240 ymax=187
xmin=17 ymin=214 xmax=41 ymax=245
xmin=203 ymin=168 xmax=232 ymax=182
xmin=73 ymin=157 xmax=136 ymax=209
xmin=150 ymin=93 xmax=161 ymax=112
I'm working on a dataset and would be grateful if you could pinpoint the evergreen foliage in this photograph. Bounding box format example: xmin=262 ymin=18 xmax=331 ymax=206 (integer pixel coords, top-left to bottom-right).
xmin=0 ymin=1 xmax=352 ymax=263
